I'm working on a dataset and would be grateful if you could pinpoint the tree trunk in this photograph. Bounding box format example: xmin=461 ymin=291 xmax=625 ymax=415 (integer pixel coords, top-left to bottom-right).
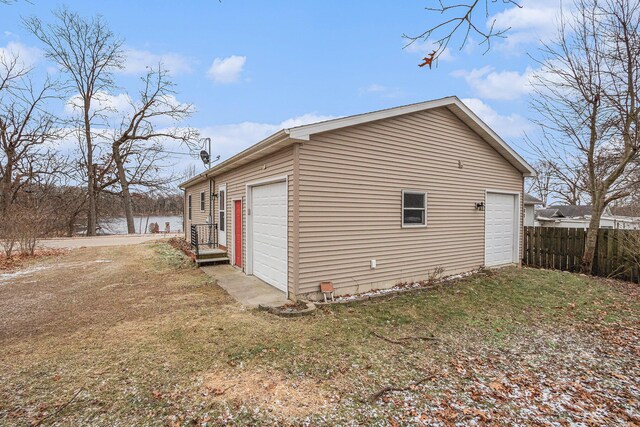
xmin=113 ymin=144 xmax=136 ymax=234
xmin=0 ymin=160 xmax=13 ymax=217
xmin=84 ymin=106 xmax=97 ymax=237
xmin=67 ymin=216 xmax=75 ymax=237
xmin=581 ymin=198 xmax=605 ymax=274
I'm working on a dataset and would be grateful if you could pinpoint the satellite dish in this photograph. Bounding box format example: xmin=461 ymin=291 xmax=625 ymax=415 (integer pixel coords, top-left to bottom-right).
xmin=200 ymin=150 xmax=210 ymax=165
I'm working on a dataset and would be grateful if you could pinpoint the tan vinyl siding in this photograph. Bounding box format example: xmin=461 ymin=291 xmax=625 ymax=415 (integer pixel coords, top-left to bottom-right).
xmin=184 ymin=179 xmax=212 ymax=241
xmin=297 ymin=107 xmax=524 ymax=298
xmin=212 ymin=147 xmax=295 ymax=296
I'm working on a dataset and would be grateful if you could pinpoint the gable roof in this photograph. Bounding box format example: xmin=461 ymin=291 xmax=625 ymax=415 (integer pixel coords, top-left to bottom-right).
xmin=180 ymin=96 xmax=536 ymax=188
xmin=536 ymin=208 xmax=563 ymax=218
xmin=536 ymin=205 xmax=608 ymax=218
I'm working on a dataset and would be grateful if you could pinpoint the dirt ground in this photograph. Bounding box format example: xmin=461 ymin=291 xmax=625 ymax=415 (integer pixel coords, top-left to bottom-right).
xmin=0 ymin=242 xmax=638 ymax=426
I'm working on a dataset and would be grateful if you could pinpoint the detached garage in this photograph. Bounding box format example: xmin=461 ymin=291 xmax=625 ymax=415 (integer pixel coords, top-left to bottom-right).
xmin=180 ymin=97 xmax=535 ymax=300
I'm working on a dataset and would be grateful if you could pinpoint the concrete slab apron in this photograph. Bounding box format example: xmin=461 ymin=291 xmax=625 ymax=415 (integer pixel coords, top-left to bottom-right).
xmin=200 ymin=265 xmax=288 ymax=308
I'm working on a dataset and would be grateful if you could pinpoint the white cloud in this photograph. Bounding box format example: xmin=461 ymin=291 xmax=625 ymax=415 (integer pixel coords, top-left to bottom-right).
xmin=199 ymin=113 xmax=337 ymax=158
xmin=122 ymin=48 xmax=192 ymax=75
xmin=165 ymin=113 xmax=338 ymax=175
xmin=64 ymin=91 xmax=194 ymax=131
xmin=0 ymin=41 xmax=42 ymax=68
xmin=362 ymin=83 xmax=387 ymax=93
xmin=461 ymin=97 xmax=532 ymax=138
xmin=452 ymin=66 xmax=535 ymax=100
xmin=489 ymin=0 xmax=569 ymax=50
xmin=206 ymin=55 xmax=246 ymax=84
xmin=280 ymin=113 xmax=337 ymax=129
xmin=358 ymin=83 xmax=404 ymax=99
xmin=64 ymin=92 xmax=134 ymax=117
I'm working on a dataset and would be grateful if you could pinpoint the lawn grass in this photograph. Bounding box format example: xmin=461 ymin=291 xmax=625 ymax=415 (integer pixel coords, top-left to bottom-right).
xmin=0 ymin=242 xmax=637 ymax=426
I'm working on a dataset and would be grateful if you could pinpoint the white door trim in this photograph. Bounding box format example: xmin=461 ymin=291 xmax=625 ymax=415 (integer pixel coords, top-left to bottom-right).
xmin=484 ymin=190 xmax=521 ymax=266
xmin=245 ymin=175 xmax=288 ymax=298
xmin=218 ymin=184 xmax=227 ymax=247
xmin=231 ymin=197 xmax=242 ymax=269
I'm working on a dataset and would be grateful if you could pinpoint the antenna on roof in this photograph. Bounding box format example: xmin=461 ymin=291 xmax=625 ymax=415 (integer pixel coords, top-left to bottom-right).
xmin=199 ymin=137 xmax=220 ymax=168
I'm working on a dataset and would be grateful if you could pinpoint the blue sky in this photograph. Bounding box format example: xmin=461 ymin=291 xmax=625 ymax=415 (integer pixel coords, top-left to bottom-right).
xmin=1 ymin=0 xmax=564 ymax=173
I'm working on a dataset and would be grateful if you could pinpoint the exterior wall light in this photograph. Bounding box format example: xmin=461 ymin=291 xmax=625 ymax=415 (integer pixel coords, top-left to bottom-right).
xmin=475 ymin=202 xmax=485 ymax=211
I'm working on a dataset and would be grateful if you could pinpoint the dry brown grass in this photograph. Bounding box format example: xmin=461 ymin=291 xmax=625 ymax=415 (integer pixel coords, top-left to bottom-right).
xmin=199 ymin=369 xmax=333 ymax=418
xmin=0 ymin=242 xmax=638 ymax=426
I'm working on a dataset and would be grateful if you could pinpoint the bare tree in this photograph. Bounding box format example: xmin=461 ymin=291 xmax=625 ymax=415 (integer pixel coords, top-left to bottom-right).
xmin=110 ymin=66 xmax=198 ymax=233
xmin=24 ymin=7 xmax=124 ymax=236
xmin=549 ymin=160 xmax=589 ymax=206
xmin=527 ymin=160 xmax=553 ymax=206
xmin=404 ymin=0 xmax=521 ymax=64
xmin=531 ymin=0 xmax=640 ymax=273
xmin=0 ymin=52 xmax=60 ymax=216
xmin=527 ymin=158 xmax=589 ymax=206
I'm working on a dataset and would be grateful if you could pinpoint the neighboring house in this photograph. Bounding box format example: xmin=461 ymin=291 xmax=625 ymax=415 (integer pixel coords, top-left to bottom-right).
xmin=180 ymin=97 xmax=536 ymax=300
xmin=524 ymin=194 xmax=543 ymax=227
xmin=535 ymin=205 xmax=640 ymax=230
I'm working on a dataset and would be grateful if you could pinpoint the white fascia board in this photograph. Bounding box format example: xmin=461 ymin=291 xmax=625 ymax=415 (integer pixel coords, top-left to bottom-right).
xmin=286 ymin=97 xmax=457 ymax=141
xmin=451 ymin=99 xmax=536 ymax=177
xmin=286 ymin=96 xmax=536 ymax=177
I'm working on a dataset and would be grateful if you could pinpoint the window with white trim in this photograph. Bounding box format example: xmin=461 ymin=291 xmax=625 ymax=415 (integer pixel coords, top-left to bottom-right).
xmin=188 ymin=195 xmax=192 ymax=220
xmin=402 ymin=190 xmax=427 ymax=227
xmin=200 ymin=191 xmax=205 ymax=211
xmin=219 ymin=188 xmax=225 ymax=231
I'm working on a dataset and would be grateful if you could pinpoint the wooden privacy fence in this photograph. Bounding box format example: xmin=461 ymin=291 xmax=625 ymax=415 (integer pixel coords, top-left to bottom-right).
xmin=523 ymin=226 xmax=640 ymax=283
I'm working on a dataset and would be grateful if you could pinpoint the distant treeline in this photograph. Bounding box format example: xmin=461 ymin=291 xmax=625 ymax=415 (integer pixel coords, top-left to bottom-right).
xmin=4 ymin=182 xmax=182 ymax=239
xmin=100 ymin=192 xmax=183 ymax=218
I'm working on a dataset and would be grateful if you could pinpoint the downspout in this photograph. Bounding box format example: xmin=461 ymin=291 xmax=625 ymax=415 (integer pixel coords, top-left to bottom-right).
xmin=209 ymin=174 xmax=215 ymax=245
xmin=183 ymin=188 xmax=187 ymax=239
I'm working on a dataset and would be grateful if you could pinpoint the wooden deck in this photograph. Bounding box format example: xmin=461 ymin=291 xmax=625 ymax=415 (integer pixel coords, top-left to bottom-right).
xmin=194 ymin=247 xmax=229 ymax=265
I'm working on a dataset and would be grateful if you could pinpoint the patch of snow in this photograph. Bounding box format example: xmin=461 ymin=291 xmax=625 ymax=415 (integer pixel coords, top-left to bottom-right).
xmin=0 ymin=265 xmax=49 ymax=285
xmin=328 ymin=270 xmax=478 ymax=303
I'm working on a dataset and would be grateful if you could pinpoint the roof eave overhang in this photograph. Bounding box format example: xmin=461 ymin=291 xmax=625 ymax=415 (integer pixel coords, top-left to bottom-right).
xmin=180 ymin=96 xmax=536 ymax=189
xmin=179 ymin=130 xmax=290 ymax=188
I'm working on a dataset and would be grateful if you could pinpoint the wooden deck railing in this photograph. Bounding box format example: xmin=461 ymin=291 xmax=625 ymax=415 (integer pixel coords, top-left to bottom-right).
xmin=190 ymin=223 xmax=218 ymax=256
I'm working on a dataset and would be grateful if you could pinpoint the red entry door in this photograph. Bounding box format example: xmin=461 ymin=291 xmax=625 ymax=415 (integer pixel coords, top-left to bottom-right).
xmin=234 ymin=200 xmax=242 ymax=267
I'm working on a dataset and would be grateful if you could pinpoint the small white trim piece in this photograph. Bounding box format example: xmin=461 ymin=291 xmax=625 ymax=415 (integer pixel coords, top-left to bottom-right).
xmin=401 ymin=189 xmax=428 ymax=229
xmin=245 ymin=175 xmax=289 ymax=299
xmin=245 ymin=175 xmax=289 ymax=188
xmin=484 ymin=189 xmax=521 ymax=266
xmin=218 ymin=184 xmax=227 ymax=247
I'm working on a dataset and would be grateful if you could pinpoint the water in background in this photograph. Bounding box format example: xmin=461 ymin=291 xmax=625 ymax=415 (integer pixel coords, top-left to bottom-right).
xmin=101 ymin=215 xmax=183 ymax=234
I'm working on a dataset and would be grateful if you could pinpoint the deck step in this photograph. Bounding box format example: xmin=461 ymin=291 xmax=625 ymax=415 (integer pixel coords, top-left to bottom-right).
xmin=198 ymin=248 xmax=226 ymax=255
xmin=197 ymin=249 xmax=228 ymax=260
xmin=196 ymin=257 xmax=230 ymax=265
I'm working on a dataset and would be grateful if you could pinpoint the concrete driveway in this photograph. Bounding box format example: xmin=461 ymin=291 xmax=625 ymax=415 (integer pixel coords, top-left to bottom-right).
xmin=200 ymin=264 xmax=288 ymax=308
xmin=38 ymin=233 xmax=181 ymax=249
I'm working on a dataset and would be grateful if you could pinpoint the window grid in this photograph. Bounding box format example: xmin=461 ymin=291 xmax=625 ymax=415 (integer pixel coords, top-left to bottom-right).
xmin=402 ymin=190 xmax=427 ymax=227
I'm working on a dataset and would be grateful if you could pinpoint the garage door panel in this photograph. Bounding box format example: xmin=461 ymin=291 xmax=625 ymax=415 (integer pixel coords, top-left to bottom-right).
xmin=485 ymin=192 xmax=517 ymax=267
xmin=251 ymin=181 xmax=287 ymax=292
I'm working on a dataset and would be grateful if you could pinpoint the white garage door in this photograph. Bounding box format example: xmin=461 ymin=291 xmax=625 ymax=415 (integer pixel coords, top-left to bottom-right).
xmin=251 ymin=181 xmax=287 ymax=292
xmin=485 ymin=192 xmax=517 ymax=267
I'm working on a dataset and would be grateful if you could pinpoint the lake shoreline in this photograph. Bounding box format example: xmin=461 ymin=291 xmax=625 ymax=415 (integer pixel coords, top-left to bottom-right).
xmin=98 ymin=215 xmax=183 ymax=235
